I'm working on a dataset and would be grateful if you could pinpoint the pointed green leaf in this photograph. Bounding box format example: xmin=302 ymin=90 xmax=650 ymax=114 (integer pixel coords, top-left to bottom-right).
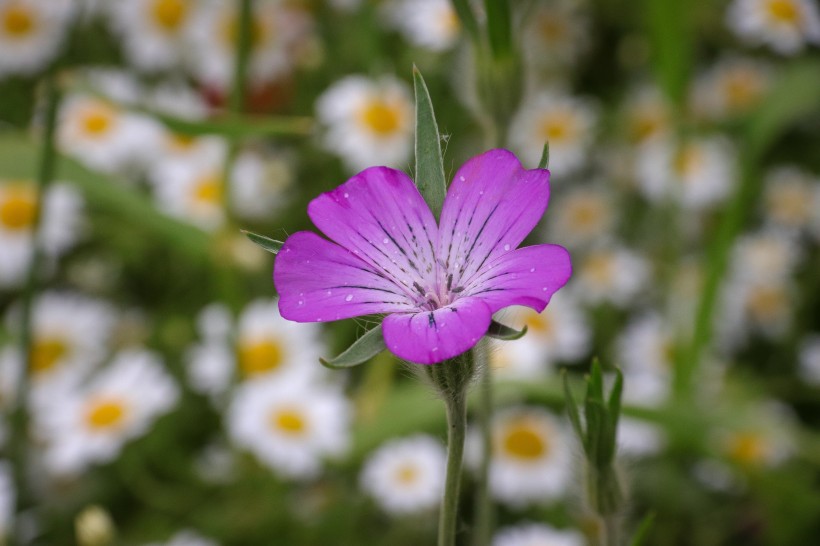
xmin=450 ymin=0 xmax=481 ymax=44
xmin=589 ymin=359 xmax=605 ymax=403
xmin=320 ymin=325 xmax=387 ymax=370
xmin=630 ymin=512 xmax=656 ymax=546
xmin=413 ymin=67 xmax=447 ymax=220
xmin=562 ymin=370 xmax=584 ymax=442
xmin=608 ymin=368 xmax=624 ymax=434
xmin=484 ymin=0 xmax=513 ymax=60
xmin=486 ymin=320 xmax=527 ymax=340
xmin=241 ymin=230 xmax=284 ymax=255
xmin=537 ymin=142 xmax=550 ymax=169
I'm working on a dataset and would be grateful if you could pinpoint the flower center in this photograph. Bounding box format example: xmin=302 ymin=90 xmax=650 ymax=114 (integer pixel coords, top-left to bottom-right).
xmin=766 ymin=0 xmax=799 ymax=24
xmin=270 ymin=408 xmax=306 ymax=435
xmin=769 ymin=185 xmax=810 ymax=223
xmin=85 ymin=398 xmax=128 ymax=430
xmin=30 ymin=337 xmax=68 ymax=375
xmin=80 ymin=104 xmax=117 ymax=137
xmin=524 ymin=310 xmax=553 ymax=337
xmin=394 ymin=463 xmax=419 ymax=485
xmin=501 ymin=423 xmax=548 ymax=460
xmin=539 ymin=110 xmax=577 ymax=143
xmin=672 ymin=145 xmax=702 ymax=179
xmin=192 ymin=176 xmax=223 ymax=205
xmin=746 ymin=285 xmax=786 ymax=320
xmin=630 ymin=112 xmax=663 ymax=142
xmin=238 ymin=339 xmax=284 ymax=377
xmin=168 ymin=133 xmax=198 ymax=152
xmin=0 ymin=185 xmax=37 ymax=231
xmin=538 ymin=14 xmax=567 ymax=41
xmin=727 ymin=432 xmax=766 ymax=465
xmin=568 ymin=199 xmax=602 ymax=232
xmin=359 ymin=100 xmax=402 ymax=135
xmin=2 ymin=4 xmax=35 ymax=37
xmin=222 ymin=15 xmax=266 ymax=48
xmin=150 ymin=0 xmax=189 ymax=31
xmin=584 ymin=253 xmax=615 ymax=286
xmin=724 ymin=72 xmax=761 ymax=110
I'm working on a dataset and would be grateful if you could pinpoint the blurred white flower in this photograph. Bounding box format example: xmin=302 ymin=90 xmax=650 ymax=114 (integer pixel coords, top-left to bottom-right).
xmin=621 ymin=85 xmax=673 ymax=145
xmin=509 ymin=90 xmax=597 ymax=178
xmin=618 ymin=313 xmax=675 ymax=379
xmin=716 ymin=401 xmax=795 ymax=468
xmin=727 ymin=0 xmax=820 ymax=54
xmin=0 ymin=180 xmax=83 ymax=288
xmin=0 ymin=0 xmax=74 ymax=76
xmin=383 ymin=0 xmax=460 ymax=51
xmin=187 ymin=0 xmax=313 ymax=89
xmin=763 ymin=165 xmax=820 ymax=233
xmin=547 ymin=184 xmax=616 ymax=249
xmin=730 ymin=229 xmax=800 ymax=284
xmin=143 ymin=530 xmax=219 ymax=546
xmin=574 ymin=246 xmax=650 ymax=307
xmin=720 ymin=276 xmax=794 ymax=346
xmin=487 ymin=407 xmax=572 ymax=507
xmin=35 ymin=349 xmax=179 ymax=476
xmin=521 ymin=0 xmax=590 ymax=71
xmin=228 ymin=376 xmax=351 ymax=479
xmin=492 ymin=293 xmax=591 ymax=379
xmin=798 ymin=335 xmax=820 ymax=385
xmin=360 ymin=435 xmax=446 ymax=515
xmin=0 ymin=292 xmax=116 ymax=404
xmin=618 ymin=418 xmax=664 ymax=457
xmin=636 ymin=136 xmax=736 ymax=210
xmin=57 ymin=94 xmax=163 ymax=175
xmin=107 ymin=0 xmax=199 ymax=71
xmin=691 ymin=57 xmax=773 ymax=120
xmin=0 ymin=461 xmax=12 ymax=541
xmin=317 ymin=75 xmax=414 ymax=172
xmin=493 ymin=523 xmax=584 ymax=546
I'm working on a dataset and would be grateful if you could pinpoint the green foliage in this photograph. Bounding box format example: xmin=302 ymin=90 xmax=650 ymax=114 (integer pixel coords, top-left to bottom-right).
xmin=320 ymin=325 xmax=387 ymax=370
xmin=413 ymin=67 xmax=447 ymax=219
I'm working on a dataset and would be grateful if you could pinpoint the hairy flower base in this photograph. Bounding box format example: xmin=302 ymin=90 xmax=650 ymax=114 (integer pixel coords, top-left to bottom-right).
xmin=274 ymin=149 xmax=571 ymax=364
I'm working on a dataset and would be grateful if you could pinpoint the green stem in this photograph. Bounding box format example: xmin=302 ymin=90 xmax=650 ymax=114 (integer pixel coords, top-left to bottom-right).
xmin=603 ymin=514 xmax=620 ymax=546
xmin=12 ymin=70 xmax=61 ymax=536
xmin=439 ymin=389 xmax=467 ymax=546
xmin=472 ymin=349 xmax=493 ymax=546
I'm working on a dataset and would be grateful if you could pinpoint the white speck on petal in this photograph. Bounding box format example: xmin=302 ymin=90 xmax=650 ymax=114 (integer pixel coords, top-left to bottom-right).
xmin=530 ymin=268 xmax=535 ymax=272
xmin=459 ymin=176 xmax=465 ymax=181
xmin=344 ymin=193 xmax=349 ymax=198
xmin=504 ymin=244 xmax=511 ymax=251
xmin=383 ymin=238 xmax=389 ymax=244
xmin=345 ymin=294 xmax=353 ymax=302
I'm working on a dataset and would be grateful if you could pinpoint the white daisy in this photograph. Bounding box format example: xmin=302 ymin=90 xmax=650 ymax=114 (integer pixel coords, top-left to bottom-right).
xmin=1 ymin=292 xmax=116 ymax=403
xmin=57 ymin=93 xmax=163 ymax=175
xmin=574 ymin=246 xmax=650 ymax=307
xmin=719 ymin=276 xmax=795 ymax=346
xmin=715 ymin=401 xmax=795 ymax=468
xmin=636 ymin=135 xmax=736 ymax=210
xmin=798 ymin=335 xmax=820 ymax=385
xmin=690 ymin=57 xmax=773 ymax=121
xmin=107 ymin=0 xmax=199 ymax=71
xmin=383 ymin=0 xmax=460 ymax=51
xmin=493 ymin=523 xmax=584 ymax=546
xmin=227 ymin=376 xmax=351 ymax=479
xmin=521 ymin=0 xmax=590 ymax=71
xmin=488 ymin=407 xmax=572 ymax=507
xmin=762 ymin=165 xmax=820 ymax=233
xmin=187 ymin=0 xmax=313 ymax=89
xmin=727 ymin=0 xmax=820 ymax=55
xmin=360 ymin=434 xmax=446 ymax=515
xmin=617 ymin=314 xmax=675 ymax=378
xmin=0 ymin=0 xmax=74 ymax=76
xmin=509 ymin=90 xmax=597 ymax=178
xmin=0 ymin=180 xmax=83 ymax=288
xmin=547 ymin=184 xmax=616 ymax=249
xmin=617 ymin=417 xmax=664 ymax=457
xmin=621 ymin=85 xmax=673 ymax=145
xmin=35 ymin=349 xmax=179 ymax=476
xmin=730 ymin=229 xmax=800 ymax=284
xmin=229 ymin=150 xmax=293 ymax=221
xmin=492 ymin=293 xmax=591 ymax=379
xmin=0 ymin=461 xmax=12 ymax=541
xmin=317 ymin=75 xmax=414 ymax=172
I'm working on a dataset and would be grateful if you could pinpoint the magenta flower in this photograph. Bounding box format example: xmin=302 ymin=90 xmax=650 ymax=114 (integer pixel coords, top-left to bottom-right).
xmin=274 ymin=149 xmax=571 ymax=364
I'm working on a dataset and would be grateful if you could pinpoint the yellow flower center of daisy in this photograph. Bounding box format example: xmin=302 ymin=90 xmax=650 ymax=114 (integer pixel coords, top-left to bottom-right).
xmin=727 ymin=433 xmax=766 ymax=465
xmin=724 ymin=72 xmax=761 ymax=110
xmin=768 ymin=185 xmax=810 ymax=223
xmin=568 ymin=198 xmax=602 ymax=231
xmin=523 ymin=310 xmax=553 ymax=337
xmin=672 ymin=145 xmax=702 ymax=179
xmin=766 ymin=0 xmax=799 ymax=24
xmin=222 ymin=15 xmax=266 ymax=48
xmin=630 ymin=112 xmax=663 ymax=142
xmin=81 ymin=104 xmax=117 ymax=137
xmin=270 ymin=408 xmax=306 ymax=435
xmin=501 ymin=422 xmax=548 ymax=460
xmin=0 ymin=185 xmax=37 ymax=231
xmin=746 ymin=285 xmax=786 ymax=320
xmin=539 ymin=110 xmax=577 ymax=143
xmin=30 ymin=338 xmax=68 ymax=375
xmin=394 ymin=463 xmax=418 ymax=485
xmin=538 ymin=15 xmax=567 ymax=41
xmin=2 ymin=3 xmax=35 ymax=37
xmin=85 ymin=398 xmax=128 ymax=430
xmin=150 ymin=0 xmax=188 ymax=31
xmin=584 ymin=253 xmax=615 ymax=285
xmin=192 ymin=176 xmax=222 ymax=205
xmin=359 ymin=100 xmax=402 ymax=135
xmin=168 ymin=133 xmax=198 ymax=151
xmin=239 ymin=339 xmax=284 ymax=377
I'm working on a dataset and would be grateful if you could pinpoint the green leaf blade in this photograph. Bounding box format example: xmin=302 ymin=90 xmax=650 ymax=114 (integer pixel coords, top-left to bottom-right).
xmin=320 ymin=324 xmax=387 ymax=370
xmin=413 ymin=67 xmax=447 ymax=220
xmin=241 ymin=230 xmax=284 ymax=255
xmin=486 ymin=320 xmax=527 ymax=340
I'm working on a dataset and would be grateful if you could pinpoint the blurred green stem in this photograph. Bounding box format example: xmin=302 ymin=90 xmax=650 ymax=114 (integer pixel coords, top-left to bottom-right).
xmin=602 ymin=514 xmax=620 ymax=546
xmin=12 ymin=70 xmax=61 ymax=538
xmin=439 ymin=386 xmax=467 ymax=546
xmin=472 ymin=348 xmax=493 ymax=546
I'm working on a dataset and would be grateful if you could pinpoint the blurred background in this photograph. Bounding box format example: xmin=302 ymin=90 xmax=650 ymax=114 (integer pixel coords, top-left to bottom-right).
xmin=1 ymin=0 xmax=820 ymax=544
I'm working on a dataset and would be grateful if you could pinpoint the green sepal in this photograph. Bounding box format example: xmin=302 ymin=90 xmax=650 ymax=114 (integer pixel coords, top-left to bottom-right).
xmin=562 ymin=369 xmax=584 ymax=442
xmin=320 ymin=324 xmax=386 ymax=370
xmin=412 ymin=66 xmax=447 ymax=220
xmin=241 ymin=230 xmax=284 ymax=255
xmin=537 ymin=142 xmax=550 ymax=170
xmin=630 ymin=512 xmax=656 ymax=546
xmin=486 ymin=320 xmax=527 ymax=340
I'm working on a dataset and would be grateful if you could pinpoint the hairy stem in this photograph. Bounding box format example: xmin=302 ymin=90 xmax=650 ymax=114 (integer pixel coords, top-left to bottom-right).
xmin=472 ymin=348 xmax=493 ymax=546
xmin=439 ymin=389 xmax=467 ymax=546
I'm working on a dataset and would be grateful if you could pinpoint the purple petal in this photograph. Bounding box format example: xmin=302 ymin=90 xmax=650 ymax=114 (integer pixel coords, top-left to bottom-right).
xmin=464 ymin=244 xmax=571 ymax=314
xmin=274 ymin=231 xmax=417 ymax=322
xmin=438 ymin=149 xmax=550 ymax=291
xmin=382 ymin=297 xmax=492 ymax=364
xmin=307 ymin=167 xmax=439 ymax=305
